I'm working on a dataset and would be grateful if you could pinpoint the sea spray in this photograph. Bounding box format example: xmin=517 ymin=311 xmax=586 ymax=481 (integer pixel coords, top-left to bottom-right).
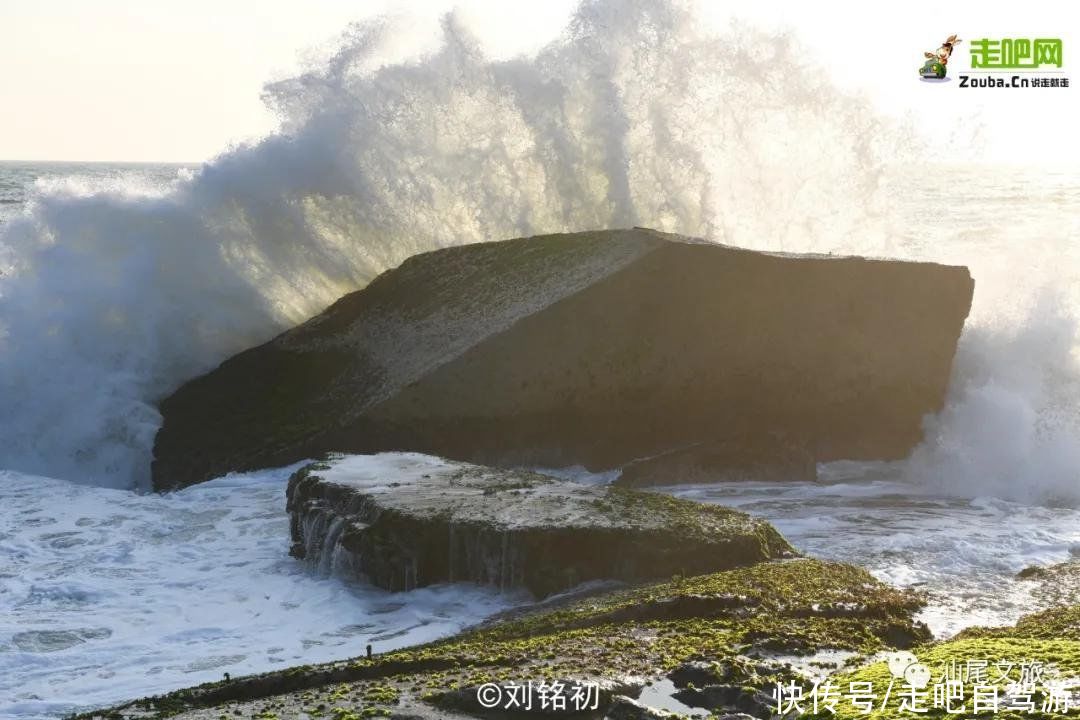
xmin=878 ymin=162 xmax=1080 ymax=505
xmin=907 ymin=288 xmax=1080 ymax=504
xmin=0 ymin=0 xmax=908 ymax=489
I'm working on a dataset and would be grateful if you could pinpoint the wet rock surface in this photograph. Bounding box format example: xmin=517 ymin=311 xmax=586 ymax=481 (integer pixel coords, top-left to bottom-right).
xmin=286 ymin=453 xmax=795 ymax=597
xmin=152 ymin=228 xmax=973 ymax=491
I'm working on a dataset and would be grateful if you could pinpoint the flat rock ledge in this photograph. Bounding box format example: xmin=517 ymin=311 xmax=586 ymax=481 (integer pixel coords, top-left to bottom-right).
xmin=286 ymin=453 xmax=795 ymax=597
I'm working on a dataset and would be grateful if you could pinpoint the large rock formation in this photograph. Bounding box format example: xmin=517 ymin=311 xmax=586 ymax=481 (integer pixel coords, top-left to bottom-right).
xmin=286 ymin=452 xmax=794 ymax=597
xmin=152 ymin=228 xmax=974 ymax=491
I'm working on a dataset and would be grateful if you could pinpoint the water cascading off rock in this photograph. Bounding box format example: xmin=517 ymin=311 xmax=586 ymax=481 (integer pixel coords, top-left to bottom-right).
xmin=285 ymin=452 xmax=795 ymax=597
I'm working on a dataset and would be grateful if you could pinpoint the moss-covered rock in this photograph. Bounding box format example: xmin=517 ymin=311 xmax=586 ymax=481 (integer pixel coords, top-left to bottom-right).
xmin=71 ymin=559 xmax=929 ymax=720
xmin=287 ymin=453 xmax=795 ymax=597
xmin=81 ymin=573 xmax=1072 ymax=720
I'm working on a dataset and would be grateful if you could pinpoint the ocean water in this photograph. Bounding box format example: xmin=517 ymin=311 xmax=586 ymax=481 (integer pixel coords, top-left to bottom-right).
xmin=667 ymin=465 xmax=1080 ymax=639
xmin=2 ymin=0 xmax=1079 ymax=716
xmin=0 ymin=162 xmax=190 ymax=226
xmin=0 ymin=462 xmax=524 ymax=718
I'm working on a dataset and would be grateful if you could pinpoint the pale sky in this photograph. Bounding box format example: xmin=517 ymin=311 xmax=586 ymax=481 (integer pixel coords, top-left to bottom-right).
xmin=0 ymin=0 xmax=1076 ymax=163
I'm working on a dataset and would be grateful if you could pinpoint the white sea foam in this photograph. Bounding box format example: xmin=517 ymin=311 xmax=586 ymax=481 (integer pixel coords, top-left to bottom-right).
xmin=0 ymin=465 xmax=525 ymax=719
xmin=663 ymin=463 xmax=1080 ymax=638
xmin=891 ymin=168 xmax=1080 ymax=505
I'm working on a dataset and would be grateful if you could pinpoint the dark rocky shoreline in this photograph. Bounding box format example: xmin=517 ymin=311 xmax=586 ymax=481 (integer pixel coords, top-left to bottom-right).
xmin=70 ymin=455 xmax=1080 ymax=720
xmin=71 ymin=452 xmax=1080 ymax=720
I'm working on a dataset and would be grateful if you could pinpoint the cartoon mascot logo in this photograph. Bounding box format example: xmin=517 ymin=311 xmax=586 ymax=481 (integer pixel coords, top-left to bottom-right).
xmin=920 ymin=34 xmax=961 ymax=80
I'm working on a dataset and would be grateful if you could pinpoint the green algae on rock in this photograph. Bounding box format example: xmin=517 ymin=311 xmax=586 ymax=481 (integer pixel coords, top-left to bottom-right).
xmin=152 ymin=228 xmax=973 ymax=491
xmin=71 ymin=559 xmax=929 ymax=720
xmin=287 ymin=453 xmax=795 ymax=597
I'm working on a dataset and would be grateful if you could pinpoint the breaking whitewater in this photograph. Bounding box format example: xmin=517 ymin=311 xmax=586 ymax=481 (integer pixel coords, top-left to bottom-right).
xmin=2 ymin=1 xmax=1080 ymax=717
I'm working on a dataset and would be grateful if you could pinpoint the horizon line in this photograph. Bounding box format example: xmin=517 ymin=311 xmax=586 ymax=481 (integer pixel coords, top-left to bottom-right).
xmin=0 ymin=158 xmax=202 ymax=165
